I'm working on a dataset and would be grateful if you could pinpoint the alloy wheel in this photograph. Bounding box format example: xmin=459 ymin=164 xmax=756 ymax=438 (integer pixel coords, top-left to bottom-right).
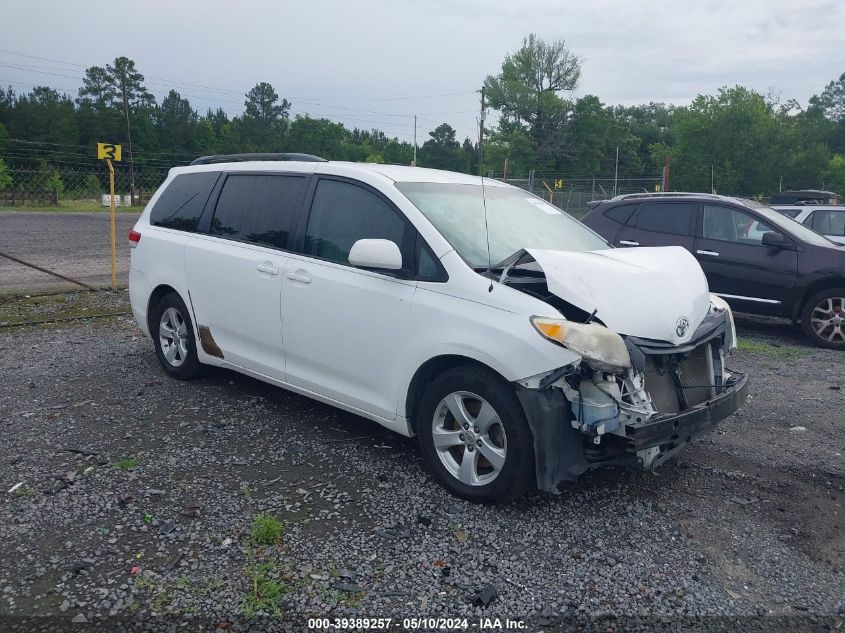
xmin=810 ymin=296 xmax=845 ymax=344
xmin=159 ymin=307 xmax=189 ymax=367
xmin=431 ymin=391 xmax=507 ymax=486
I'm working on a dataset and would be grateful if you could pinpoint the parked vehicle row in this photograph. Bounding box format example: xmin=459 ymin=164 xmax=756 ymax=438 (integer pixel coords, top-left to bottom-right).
xmin=130 ymin=156 xmax=746 ymax=501
xmin=581 ymin=193 xmax=845 ymax=349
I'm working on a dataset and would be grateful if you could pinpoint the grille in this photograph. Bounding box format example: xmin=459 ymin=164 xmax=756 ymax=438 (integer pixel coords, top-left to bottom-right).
xmin=643 ymin=343 xmax=714 ymax=414
xmin=679 ymin=344 xmax=713 ymax=407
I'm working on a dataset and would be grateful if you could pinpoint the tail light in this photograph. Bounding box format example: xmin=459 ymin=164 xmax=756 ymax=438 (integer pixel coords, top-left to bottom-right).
xmin=129 ymin=229 xmax=141 ymax=248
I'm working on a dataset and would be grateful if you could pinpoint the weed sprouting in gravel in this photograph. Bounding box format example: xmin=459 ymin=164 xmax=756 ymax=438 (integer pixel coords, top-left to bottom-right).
xmin=12 ymin=486 xmax=36 ymax=498
xmin=241 ymin=549 xmax=286 ymax=618
xmin=112 ymin=457 xmax=139 ymax=470
xmin=251 ymin=513 xmax=284 ymax=546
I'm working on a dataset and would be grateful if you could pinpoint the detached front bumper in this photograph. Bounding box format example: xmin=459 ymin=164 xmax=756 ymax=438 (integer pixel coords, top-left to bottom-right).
xmin=624 ymin=371 xmax=748 ymax=468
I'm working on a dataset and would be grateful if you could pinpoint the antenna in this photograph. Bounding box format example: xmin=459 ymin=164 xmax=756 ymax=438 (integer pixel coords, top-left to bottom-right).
xmin=481 ymin=173 xmax=493 ymax=293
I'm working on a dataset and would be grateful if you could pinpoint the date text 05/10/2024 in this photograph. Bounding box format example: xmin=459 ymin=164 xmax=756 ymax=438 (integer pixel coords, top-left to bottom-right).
xmin=307 ymin=617 xmax=527 ymax=630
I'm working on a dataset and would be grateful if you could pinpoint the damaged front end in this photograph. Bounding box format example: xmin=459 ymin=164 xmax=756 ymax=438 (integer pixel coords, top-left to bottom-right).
xmin=504 ymin=249 xmax=747 ymax=491
xmin=517 ymin=308 xmax=747 ymax=491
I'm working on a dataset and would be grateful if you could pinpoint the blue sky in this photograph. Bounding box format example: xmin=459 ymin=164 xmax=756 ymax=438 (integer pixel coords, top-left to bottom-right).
xmin=2 ymin=0 xmax=844 ymax=143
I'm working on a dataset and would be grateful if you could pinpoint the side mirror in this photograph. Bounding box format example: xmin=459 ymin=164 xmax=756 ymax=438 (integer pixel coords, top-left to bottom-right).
xmin=348 ymin=239 xmax=403 ymax=271
xmin=761 ymin=231 xmax=785 ymax=249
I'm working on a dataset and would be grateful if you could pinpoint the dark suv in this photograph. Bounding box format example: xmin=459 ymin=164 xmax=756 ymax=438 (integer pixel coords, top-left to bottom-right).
xmin=581 ymin=192 xmax=845 ymax=349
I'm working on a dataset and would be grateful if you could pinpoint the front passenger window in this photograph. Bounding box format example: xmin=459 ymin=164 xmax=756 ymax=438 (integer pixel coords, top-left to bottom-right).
xmin=702 ymin=205 xmax=773 ymax=245
xmin=304 ymin=180 xmax=410 ymax=270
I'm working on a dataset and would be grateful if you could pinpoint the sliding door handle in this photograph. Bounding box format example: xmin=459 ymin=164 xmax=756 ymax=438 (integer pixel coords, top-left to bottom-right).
xmin=256 ymin=263 xmax=279 ymax=275
xmin=286 ymin=272 xmax=312 ymax=284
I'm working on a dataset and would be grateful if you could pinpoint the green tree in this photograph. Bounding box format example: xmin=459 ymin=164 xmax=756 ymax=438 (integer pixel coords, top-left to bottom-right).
xmin=155 ymin=90 xmax=199 ymax=157
xmin=9 ymin=87 xmax=78 ymax=164
xmin=822 ymin=154 xmax=845 ymax=193
xmin=239 ymin=82 xmax=290 ymax=150
xmin=568 ymin=95 xmax=641 ymax=177
xmin=484 ymin=34 xmax=581 ymax=162
xmin=285 ymin=116 xmax=347 ymax=158
xmin=419 ymin=123 xmax=463 ymax=171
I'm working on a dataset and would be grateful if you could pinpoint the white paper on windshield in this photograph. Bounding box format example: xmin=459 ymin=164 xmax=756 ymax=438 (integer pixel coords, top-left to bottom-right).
xmin=525 ymin=198 xmax=561 ymax=215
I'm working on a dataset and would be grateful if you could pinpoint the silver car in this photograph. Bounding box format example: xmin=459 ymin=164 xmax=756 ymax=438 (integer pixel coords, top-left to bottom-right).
xmin=772 ymin=205 xmax=845 ymax=246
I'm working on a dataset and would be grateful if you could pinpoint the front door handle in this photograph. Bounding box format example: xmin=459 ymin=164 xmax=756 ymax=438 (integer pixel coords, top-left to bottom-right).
xmin=286 ymin=271 xmax=312 ymax=284
xmin=619 ymin=240 xmax=639 ymax=246
xmin=696 ymin=250 xmax=719 ymax=257
xmin=256 ymin=263 xmax=279 ymax=275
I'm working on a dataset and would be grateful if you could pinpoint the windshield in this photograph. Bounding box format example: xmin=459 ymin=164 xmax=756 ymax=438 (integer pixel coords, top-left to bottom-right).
xmin=395 ymin=182 xmax=609 ymax=267
xmin=756 ymin=206 xmax=837 ymax=247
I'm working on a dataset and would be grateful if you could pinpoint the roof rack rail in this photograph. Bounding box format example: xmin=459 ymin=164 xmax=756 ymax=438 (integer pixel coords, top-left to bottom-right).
xmin=190 ymin=152 xmax=327 ymax=165
xmin=610 ymin=191 xmax=722 ymax=201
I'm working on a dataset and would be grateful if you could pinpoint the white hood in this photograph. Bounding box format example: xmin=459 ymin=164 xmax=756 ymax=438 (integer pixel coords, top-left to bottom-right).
xmin=527 ymin=246 xmax=711 ymax=345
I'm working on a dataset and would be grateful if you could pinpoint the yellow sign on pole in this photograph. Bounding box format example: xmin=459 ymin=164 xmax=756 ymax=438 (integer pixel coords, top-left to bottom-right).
xmin=554 ymin=179 xmax=564 ymax=189
xmin=97 ymin=142 xmax=120 ymax=290
xmin=97 ymin=142 xmax=122 ymax=161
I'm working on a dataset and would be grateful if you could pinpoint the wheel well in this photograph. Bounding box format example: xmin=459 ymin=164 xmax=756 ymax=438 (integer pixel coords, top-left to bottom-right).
xmin=146 ymin=284 xmax=179 ymax=329
xmin=793 ymin=279 xmax=845 ymax=321
xmin=405 ymin=355 xmax=508 ymax=431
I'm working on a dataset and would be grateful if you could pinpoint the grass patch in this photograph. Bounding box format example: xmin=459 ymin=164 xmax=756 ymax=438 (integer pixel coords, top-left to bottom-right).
xmin=13 ymin=486 xmax=36 ymax=498
xmin=251 ymin=513 xmax=284 ymax=546
xmin=736 ymin=338 xmax=812 ymax=360
xmin=113 ymin=457 xmax=139 ymax=470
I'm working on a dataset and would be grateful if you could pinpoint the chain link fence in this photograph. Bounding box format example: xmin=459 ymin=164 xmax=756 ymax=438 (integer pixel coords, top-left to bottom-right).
xmin=0 ymin=165 xmax=170 ymax=208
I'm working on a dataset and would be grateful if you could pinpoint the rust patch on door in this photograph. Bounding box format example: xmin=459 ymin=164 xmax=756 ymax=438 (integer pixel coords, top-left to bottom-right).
xmin=198 ymin=325 xmax=224 ymax=358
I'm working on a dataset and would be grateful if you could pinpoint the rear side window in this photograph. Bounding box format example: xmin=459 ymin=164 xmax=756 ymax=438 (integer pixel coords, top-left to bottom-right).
xmin=304 ymin=179 xmax=411 ymax=271
xmin=778 ymin=208 xmax=801 ymax=219
xmin=635 ymin=202 xmax=694 ymax=235
xmin=150 ymin=172 xmax=218 ymax=231
xmin=809 ymin=210 xmax=845 ymax=236
xmin=210 ymin=175 xmax=305 ymax=248
xmin=605 ymin=204 xmax=636 ymax=224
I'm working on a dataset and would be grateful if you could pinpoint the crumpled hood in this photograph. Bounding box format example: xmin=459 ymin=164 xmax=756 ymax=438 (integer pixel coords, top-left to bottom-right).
xmin=527 ymin=246 xmax=711 ymax=345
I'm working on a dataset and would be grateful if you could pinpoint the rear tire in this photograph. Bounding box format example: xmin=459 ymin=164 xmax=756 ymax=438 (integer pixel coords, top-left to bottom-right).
xmin=800 ymin=288 xmax=845 ymax=350
xmin=150 ymin=292 xmax=208 ymax=379
xmin=417 ymin=365 xmax=535 ymax=503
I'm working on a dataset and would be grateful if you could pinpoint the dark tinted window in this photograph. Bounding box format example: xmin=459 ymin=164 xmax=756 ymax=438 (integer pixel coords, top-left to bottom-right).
xmin=635 ymin=203 xmax=694 ymax=235
xmin=605 ymin=204 xmax=636 ymax=224
xmin=304 ymin=179 xmax=409 ymax=269
xmin=810 ymin=210 xmax=845 ymax=236
xmin=778 ymin=208 xmax=801 ymax=218
xmin=150 ymin=172 xmax=218 ymax=231
xmin=210 ymin=175 xmax=305 ymax=248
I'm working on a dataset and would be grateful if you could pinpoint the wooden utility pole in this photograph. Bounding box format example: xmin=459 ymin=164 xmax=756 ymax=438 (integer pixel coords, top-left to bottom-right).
xmin=120 ymin=70 xmax=136 ymax=203
xmin=478 ymin=86 xmax=485 ymax=176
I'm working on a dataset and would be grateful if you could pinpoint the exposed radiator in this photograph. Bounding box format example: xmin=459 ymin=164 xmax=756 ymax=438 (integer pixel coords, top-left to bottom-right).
xmin=643 ymin=343 xmax=715 ymax=414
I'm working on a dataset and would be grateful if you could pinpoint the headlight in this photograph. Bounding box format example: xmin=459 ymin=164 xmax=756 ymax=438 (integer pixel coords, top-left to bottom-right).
xmin=709 ymin=293 xmax=737 ymax=350
xmin=531 ymin=316 xmax=631 ymax=372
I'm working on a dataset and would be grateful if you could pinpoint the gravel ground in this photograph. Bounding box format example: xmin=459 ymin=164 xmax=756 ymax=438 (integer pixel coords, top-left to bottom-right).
xmin=0 ymin=212 xmax=140 ymax=293
xmin=0 ymin=292 xmax=842 ymax=632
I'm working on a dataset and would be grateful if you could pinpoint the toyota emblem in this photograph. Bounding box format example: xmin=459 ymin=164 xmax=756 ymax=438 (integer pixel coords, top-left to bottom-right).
xmin=676 ymin=317 xmax=690 ymax=337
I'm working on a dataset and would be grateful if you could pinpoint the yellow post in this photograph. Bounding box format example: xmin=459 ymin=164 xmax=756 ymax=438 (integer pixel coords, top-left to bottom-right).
xmin=107 ymin=159 xmax=116 ymax=290
xmin=543 ymin=180 xmax=554 ymax=204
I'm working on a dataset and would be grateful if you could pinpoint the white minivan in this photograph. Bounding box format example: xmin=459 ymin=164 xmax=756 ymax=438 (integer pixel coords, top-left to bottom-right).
xmin=129 ymin=154 xmax=747 ymax=502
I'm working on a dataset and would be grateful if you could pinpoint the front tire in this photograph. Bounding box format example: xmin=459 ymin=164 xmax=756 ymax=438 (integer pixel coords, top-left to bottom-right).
xmin=150 ymin=292 xmax=207 ymax=379
xmin=417 ymin=365 xmax=535 ymax=503
xmin=800 ymin=288 xmax=845 ymax=350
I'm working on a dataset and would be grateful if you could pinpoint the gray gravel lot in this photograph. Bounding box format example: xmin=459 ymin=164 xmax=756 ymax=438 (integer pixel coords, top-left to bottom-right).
xmin=0 ymin=293 xmax=842 ymax=632
xmin=0 ymin=212 xmax=140 ymax=292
